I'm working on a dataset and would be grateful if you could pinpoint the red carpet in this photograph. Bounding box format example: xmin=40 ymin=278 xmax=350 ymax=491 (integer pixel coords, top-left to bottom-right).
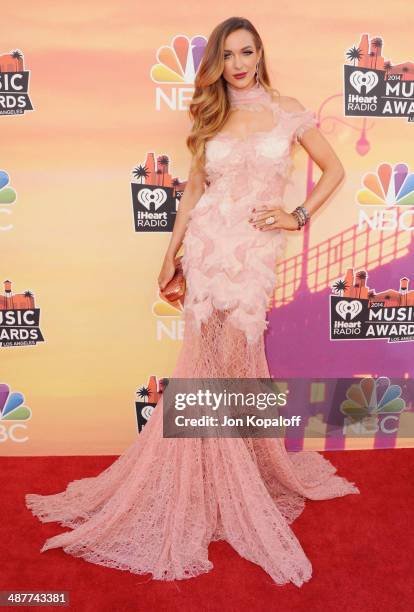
xmin=3 ymin=449 xmax=413 ymax=611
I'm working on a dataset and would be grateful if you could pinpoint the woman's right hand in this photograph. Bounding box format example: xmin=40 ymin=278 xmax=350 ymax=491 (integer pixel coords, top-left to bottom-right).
xmin=158 ymin=256 xmax=177 ymax=291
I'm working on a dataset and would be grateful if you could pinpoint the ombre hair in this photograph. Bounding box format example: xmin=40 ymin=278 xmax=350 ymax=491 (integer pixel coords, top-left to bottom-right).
xmin=186 ymin=17 xmax=280 ymax=175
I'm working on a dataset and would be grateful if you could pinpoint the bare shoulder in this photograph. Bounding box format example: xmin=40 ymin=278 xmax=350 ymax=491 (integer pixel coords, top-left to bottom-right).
xmin=278 ymin=95 xmax=307 ymax=113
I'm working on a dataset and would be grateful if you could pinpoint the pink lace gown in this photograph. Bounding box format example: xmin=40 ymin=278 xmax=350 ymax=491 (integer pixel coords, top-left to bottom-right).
xmin=25 ymin=81 xmax=359 ymax=587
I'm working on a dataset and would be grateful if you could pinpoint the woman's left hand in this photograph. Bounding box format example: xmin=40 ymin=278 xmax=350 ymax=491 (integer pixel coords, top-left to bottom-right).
xmin=248 ymin=206 xmax=299 ymax=231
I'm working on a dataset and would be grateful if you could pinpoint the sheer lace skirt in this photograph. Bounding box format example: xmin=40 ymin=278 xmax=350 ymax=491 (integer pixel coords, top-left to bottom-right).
xmin=25 ymin=307 xmax=359 ymax=587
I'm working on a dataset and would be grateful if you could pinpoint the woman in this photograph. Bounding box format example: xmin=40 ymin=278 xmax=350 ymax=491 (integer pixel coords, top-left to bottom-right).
xmin=26 ymin=17 xmax=359 ymax=587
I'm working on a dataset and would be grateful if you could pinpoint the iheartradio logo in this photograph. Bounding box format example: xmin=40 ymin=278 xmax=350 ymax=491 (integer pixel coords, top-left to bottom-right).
xmin=349 ymin=70 xmax=378 ymax=94
xmin=344 ymin=33 xmax=414 ymax=121
xmin=335 ymin=300 xmax=363 ymax=321
xmin=330 ymin=267 xmax=414 ymax=342
xmin=137 ymin=188 xmax=167 ymax=211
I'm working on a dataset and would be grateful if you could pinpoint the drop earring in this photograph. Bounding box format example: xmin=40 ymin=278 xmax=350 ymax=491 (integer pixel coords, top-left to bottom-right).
xmin=255 ymin=60 xmax=261 ymax=84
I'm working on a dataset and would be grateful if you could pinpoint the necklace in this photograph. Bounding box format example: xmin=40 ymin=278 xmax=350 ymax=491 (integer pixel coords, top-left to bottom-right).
xmin=226 ymin=80 xmax=272 ymax=108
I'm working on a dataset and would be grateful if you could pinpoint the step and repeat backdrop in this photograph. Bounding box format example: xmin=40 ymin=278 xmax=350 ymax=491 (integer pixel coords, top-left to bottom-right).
xmin=1 ymin=2 xmax=413 ymax=455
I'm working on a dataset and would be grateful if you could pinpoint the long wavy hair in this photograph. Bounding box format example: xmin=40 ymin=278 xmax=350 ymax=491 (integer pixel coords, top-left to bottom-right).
xmin=186 ymin=17 xmax=280 ymax=175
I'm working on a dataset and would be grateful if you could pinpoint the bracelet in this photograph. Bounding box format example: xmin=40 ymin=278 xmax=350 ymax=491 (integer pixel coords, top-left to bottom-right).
xmin=291 ymin=205 xmax=310 ymax=230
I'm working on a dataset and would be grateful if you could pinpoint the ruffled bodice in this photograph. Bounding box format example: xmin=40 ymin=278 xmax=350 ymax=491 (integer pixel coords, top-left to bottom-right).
xmin=182 ymin=82 xmax=317 ymax=344
xmin=204 ymin=83 xmax=317 ymax=199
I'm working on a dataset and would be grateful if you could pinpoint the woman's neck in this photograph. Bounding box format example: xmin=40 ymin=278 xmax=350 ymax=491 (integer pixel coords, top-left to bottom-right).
xmin=225 ymin=79 xmax=271 ymax=108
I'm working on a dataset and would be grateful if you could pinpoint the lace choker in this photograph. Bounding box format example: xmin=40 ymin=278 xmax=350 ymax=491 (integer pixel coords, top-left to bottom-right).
xmin=226 ymin=80 xmax=272 ymax=108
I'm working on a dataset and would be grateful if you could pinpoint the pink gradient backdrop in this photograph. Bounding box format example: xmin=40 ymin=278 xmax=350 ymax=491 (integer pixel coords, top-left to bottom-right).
xmin=1 ymin=2 xmax=413 ymax=454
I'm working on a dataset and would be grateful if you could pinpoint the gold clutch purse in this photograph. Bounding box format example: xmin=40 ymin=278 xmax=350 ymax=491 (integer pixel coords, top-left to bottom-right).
xmin=159 ymin=255 xmax=186 ymax=307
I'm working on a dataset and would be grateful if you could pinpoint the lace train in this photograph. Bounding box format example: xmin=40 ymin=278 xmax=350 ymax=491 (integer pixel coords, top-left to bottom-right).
xmin=25 ymin=308 xmax=360 ymax=587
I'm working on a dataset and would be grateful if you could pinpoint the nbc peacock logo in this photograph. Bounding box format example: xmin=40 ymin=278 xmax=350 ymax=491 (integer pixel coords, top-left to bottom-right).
xmin=0 ymin=382 xmax=32 ymax=443
xmin=152 ymin=288 xmax=185 ymax=342
xmin=0 ymin=49 xmax=34 ymax=116
xmin=0 ymin=170 xmax=17 ymax=231
xmin=150 ymin=34 xmax=207 ymax=110
xmin=356 ymin=162 xmax=414 ymax=232
xmin=340 ymin=376 xmax=406 ymax=435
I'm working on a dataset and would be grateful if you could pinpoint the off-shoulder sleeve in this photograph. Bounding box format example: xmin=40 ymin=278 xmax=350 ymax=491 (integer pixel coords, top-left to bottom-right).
xmin=289 ymin=108 xmax=317 ymax=144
